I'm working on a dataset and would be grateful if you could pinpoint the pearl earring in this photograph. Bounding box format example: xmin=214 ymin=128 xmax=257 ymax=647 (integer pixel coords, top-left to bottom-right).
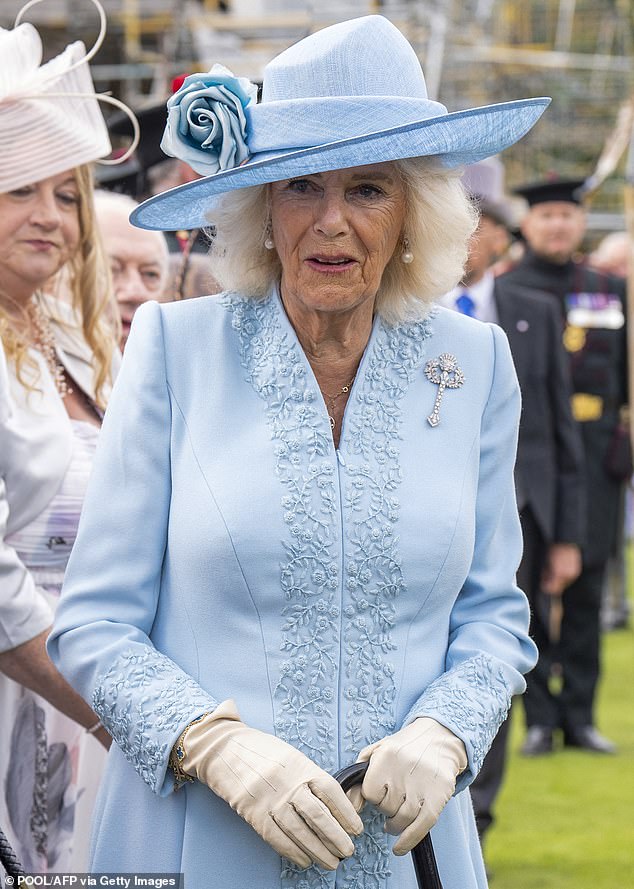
xmin=264 ymin=221 xmax=274 ymax=250
xmin=401 ymin=237 xmax=414 ymax=264
xmin=264 ymin=237 xmax=275 ymax=250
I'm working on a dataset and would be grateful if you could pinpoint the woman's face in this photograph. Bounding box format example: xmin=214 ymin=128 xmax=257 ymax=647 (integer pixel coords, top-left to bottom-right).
xmin=269 ymin=162 xmax=407 ymax=318
xmin=0 ymin=171 xmax=81 ymax=303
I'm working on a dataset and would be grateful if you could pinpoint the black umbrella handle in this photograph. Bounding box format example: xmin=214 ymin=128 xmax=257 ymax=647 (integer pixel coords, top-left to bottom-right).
xmin=0 ymin=825 xmax=25 ymax=880
xmin=334 ymin=761 xmax=444 ymax=889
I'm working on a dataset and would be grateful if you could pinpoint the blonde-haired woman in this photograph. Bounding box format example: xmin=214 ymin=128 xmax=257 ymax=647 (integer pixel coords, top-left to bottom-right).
xmin=0 ymin=2 xmax=133 ymax=872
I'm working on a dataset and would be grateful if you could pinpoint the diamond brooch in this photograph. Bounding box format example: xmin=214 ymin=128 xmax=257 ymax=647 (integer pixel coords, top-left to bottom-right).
xmin=424 ymin=353 xmax=465 ymax=427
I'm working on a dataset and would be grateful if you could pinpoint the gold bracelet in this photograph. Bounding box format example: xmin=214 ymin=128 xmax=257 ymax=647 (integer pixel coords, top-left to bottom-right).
xmin=169 ymin=712 xmax=211 ymax=788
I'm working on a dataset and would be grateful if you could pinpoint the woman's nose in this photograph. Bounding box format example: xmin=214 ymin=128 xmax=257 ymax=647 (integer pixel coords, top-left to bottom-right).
xmin=29 ymin=192 xmax=63 ymax=229
xmin=314 ymin=193 xmax=349 ymax=237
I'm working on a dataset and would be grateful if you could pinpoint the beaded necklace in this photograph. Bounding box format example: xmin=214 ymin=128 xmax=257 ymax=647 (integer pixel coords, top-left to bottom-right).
xmin=27 ymin=295 xmax=72 ymax=397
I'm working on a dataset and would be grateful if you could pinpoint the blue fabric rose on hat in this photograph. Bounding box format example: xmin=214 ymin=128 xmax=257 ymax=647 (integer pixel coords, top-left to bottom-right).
xmin=161 ymin=64 xmax=257 ymax=176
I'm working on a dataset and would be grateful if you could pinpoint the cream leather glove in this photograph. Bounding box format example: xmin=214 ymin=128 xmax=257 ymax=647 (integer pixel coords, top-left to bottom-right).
xmin=349 ymin=717 xmax=467 ymax=855
xmin=174 ymin=700 xmax=363 ymax=870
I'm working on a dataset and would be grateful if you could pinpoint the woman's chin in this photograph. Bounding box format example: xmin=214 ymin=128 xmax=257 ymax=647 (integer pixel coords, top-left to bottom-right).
xmin=282 ymin=279 xmax=376 ymax=318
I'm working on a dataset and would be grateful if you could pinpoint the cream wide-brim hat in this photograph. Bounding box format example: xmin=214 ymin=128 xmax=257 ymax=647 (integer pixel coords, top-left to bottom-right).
xmin=131 ymin=15 xmax=550 ymax=232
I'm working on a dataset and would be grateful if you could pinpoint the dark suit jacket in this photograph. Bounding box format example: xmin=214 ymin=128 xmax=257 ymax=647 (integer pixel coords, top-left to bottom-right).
xmin=493 ymin=278 xmax=586 ymax=547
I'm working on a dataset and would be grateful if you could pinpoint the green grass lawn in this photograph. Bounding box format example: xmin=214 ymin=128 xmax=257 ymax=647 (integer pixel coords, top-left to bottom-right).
xmin=485 ymin=616 xmax=634 ymax=888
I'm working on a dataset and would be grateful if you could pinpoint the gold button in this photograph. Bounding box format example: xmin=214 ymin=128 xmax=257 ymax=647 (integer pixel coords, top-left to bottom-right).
xmin=571 ymin=393 xmax=603 ymax=422
xmin=563 ymin=325 xmax=586 ymax=353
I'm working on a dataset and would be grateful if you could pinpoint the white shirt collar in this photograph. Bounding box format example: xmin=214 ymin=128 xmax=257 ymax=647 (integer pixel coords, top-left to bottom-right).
xmin=441 ymin=270 xmax=498 ymax=324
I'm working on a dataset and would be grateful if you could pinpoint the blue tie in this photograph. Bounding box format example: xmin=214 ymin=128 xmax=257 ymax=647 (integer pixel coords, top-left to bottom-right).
xmin=455 ymin=292 xmax=476 ymax=317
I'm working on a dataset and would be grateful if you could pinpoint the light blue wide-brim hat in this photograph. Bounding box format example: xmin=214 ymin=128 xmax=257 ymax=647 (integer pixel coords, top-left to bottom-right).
xmin=132 ymin=15 xmax=550 ymax=232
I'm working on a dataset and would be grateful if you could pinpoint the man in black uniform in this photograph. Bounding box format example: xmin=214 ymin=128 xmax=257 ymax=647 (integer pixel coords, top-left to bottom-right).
xmin=445 ymin=161 xmax=585 ymax=848
xmin=499 ymin=178 xmax=627 ymax=755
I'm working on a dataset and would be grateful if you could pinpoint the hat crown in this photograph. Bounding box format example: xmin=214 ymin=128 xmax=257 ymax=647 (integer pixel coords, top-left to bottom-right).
xmin=462 ymin=157 xmax=513 ymax=226
xmin=463 ymin=158 xmax=506 ymax=204
xmin=0 ymin=16 xmax=112 ymax=193
xmin=262 ymin=16 xmax=429 ymax=103
xmin=0 ymin=23 xmax=41 ymax=97
xmin=514 ymin=177 xmax=585 ymax=206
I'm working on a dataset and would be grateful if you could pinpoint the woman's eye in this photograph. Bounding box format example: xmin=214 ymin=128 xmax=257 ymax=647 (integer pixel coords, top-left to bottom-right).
xmin=9 ymin=187 xmax=33 ymax=198
xmin=287 ymin=179 xmax=313 ymax=194
xmin=143 ymin=270 xmax=161 ymax=283
xmin=57 ymin=192 xmax=79 ymax=206
xmin=354 ymin=184 xmax=383 ymax=198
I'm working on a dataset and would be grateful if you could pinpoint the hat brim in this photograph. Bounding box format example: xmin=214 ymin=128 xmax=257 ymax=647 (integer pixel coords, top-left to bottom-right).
xmin=131 ymin=97 xmax=550 ymax=231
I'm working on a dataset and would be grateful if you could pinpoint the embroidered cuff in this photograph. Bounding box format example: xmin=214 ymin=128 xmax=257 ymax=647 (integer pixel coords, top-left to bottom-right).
xmin=403 ymin=654 xmax=512 ymax=790
xmin=92 ymin=646 xmax=219 ymax=795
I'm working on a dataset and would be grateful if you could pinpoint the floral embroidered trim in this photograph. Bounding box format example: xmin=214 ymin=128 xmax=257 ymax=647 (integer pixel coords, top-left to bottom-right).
xmin=340 ymin=313 xmax=432 ymax=887
xmin=404 ymin=653 xmax=512 ymax=778
xmin=343 ymin=317 xmax=432 ymax=759
xmin=92 ymin=647 xmax=218 ymax=793
xmin=225 ymin=292 xmax=340 ymax=775
xmin=226 ymin=291 xmax=434 ymax=889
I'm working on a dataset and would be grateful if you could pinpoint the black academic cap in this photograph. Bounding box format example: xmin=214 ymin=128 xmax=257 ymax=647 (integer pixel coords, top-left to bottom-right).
xmin=513 ymin=177 xmax=586 ymax=206
xmin=109 ymin=103 xmax=167 ymax=169
xmin=96 ymin=102 xmax=168 ymax=196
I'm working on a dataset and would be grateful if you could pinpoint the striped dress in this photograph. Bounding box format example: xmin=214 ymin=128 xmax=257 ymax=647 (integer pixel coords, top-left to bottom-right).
xmin=0 ymin=420 xmax=107 ymax=873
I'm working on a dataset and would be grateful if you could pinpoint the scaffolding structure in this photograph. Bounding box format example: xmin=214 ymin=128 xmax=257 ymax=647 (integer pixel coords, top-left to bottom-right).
xmin=2 ymin=0 xmax=633 ymax=229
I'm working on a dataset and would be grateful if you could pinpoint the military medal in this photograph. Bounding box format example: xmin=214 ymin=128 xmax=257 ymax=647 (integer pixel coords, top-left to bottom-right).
xmin=565 ymin=292 xmax=624 ymax=330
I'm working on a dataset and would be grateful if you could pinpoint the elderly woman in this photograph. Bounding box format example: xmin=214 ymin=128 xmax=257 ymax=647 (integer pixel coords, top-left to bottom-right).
xmin=0 ymin=1 xmax=135 ymax=871
xmin=49 ymin=15 xmax=548 ymax=889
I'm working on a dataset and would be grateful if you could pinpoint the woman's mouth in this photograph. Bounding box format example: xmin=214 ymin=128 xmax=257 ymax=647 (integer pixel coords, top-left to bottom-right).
xmin=305 ymin=255 xmax=356 ymax=272
xmin=25 ymin=240 xmax=58 ymax=251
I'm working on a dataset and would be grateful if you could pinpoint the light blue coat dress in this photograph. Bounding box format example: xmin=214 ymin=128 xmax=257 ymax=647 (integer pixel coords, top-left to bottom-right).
xmin=49 ymin=287 xmax=537 ymax=889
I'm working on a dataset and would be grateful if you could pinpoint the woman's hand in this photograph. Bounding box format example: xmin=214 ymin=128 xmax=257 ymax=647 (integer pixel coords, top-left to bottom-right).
xmin=1 ymin=628 xmax=113 ymax=748
xmin=350 ymin=717 xmax=467 ymax=855
xmin=177 ymin=700 xmax=363 ymax=870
